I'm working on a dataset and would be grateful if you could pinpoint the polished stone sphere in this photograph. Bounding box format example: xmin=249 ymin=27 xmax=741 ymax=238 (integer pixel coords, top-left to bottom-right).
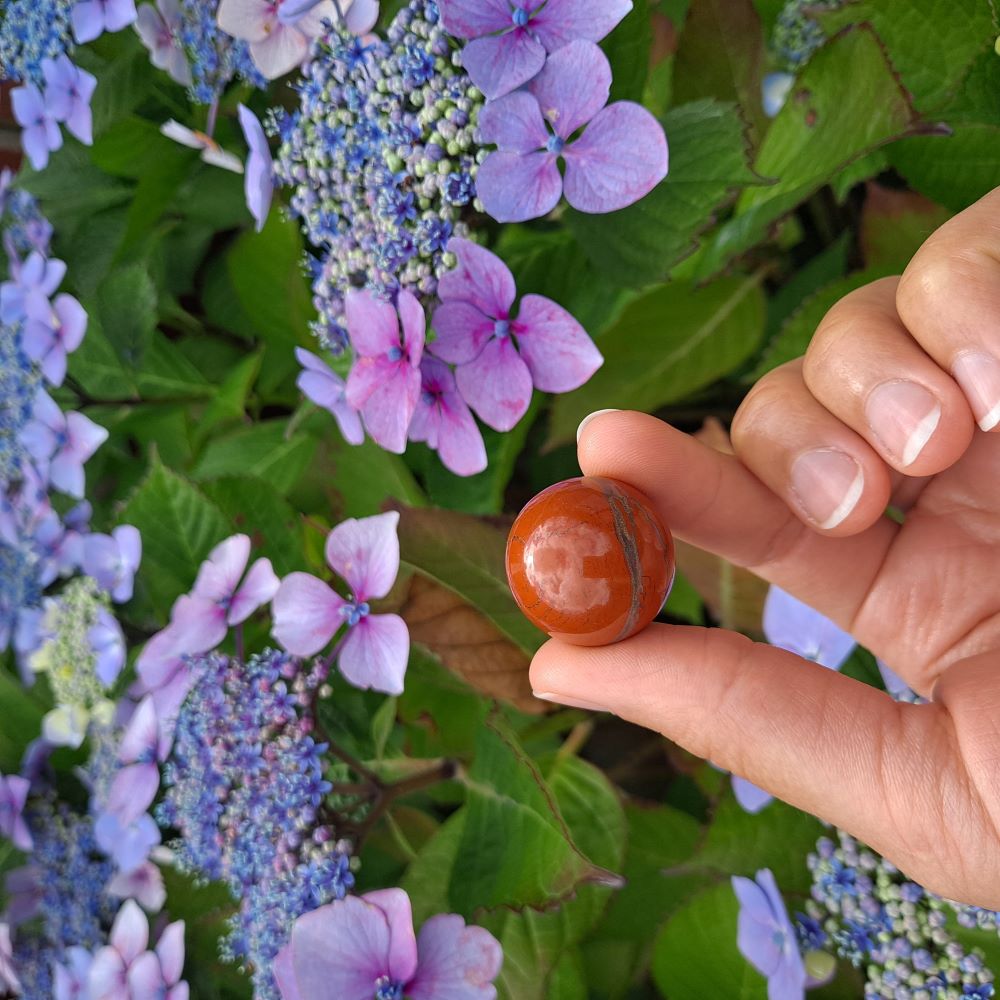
xmin=506 ymin=476 xmax=675 ymax=646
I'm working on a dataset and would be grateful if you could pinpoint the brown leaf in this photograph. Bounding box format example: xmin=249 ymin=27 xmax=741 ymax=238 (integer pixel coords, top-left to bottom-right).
xmin=400 ymin=574 xmax=545 ymax=714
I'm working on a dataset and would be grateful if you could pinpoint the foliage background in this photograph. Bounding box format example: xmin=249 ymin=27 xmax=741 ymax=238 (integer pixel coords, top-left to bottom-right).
xmin=4 ymin=0 xmax=1000 ymax=996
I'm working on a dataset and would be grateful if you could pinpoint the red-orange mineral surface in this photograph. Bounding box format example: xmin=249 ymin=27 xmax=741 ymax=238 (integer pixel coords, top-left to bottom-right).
xmin=506 ymin=476 xmax=675 ymax=646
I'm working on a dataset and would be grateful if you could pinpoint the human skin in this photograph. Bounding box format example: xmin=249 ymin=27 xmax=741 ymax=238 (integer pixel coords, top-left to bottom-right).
xmin=529 ymin=185 xmax=1000 ymax=908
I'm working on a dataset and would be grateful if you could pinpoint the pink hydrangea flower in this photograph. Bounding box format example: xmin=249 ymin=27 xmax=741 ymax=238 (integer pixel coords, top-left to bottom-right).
xmin=135 ymin=0 xmax=194 ymax=86
xmin=169 ymin=533 xmax=280 ymax=652
xmin=476 ymin=40 xmax=668 ymax=222
xmin=0 ymin=923 xmax=20 ymax=997
xmin=0 ymin=772 xmax=32 ymax=851
xmin=272 ymin=512 xmax=410 ymax=695
xmin=104 ymin=696 xmax=166 ymax=826
xmin=217 ymin=0 xmax=344 ymax=79
xmin=73 ymin=0 xmax=139 ymax=43
xmin=431 ymin=237 xmax=602 ymax=431
xmin=409 ymin=357 xmax=487 ymax=477
xmin=440 ymin=0 xmax=632 ymax=99
xmin=274 ymin=888 xmax=502 ymax=1000
xmin=345 ymin=289 xmax=425 ymax=454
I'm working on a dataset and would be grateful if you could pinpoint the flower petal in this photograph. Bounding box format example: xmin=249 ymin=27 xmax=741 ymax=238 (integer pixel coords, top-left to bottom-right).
xmin=438 ymin=237 xmax=516 ymax=317
xmin=514 ymin=294 xmax=602 ymax=392
xmin=361 ymin=889 xmax=418 ymax=984
xmin=762 ymin=586 xmax=855 ymax=670
xmin=346 ymin=289 xmax=401 ymax=358
xmin=731 ymin=776 xmax=774 ymax=814
xmin=529 ymin=39 xmax=611 ymax=139
xmin=127 ymin=952 xmax=165 ymax=997
xmin=105 ymin=0 xmax=139 ymax=32
xmin=408 ymin=913 xmax=503 ymax=1000
xmin=106 ymin=763 xmax=161 ymax=827
xmin=429 ymin=302 xmax=495 ymax=365
xmin=358 ymin=363 xmax=421 ymax=454
xmin=733 ymin=876 xmax=783 ymax=977
xmin=325 ymin=511 xmax=400 ymax=601
xmin=72 ymin=1 xmax=106 ymax=42
xmin=438 ymin=0 xmax=511 ymax=38
xmin=119 ymin=695 xmax=159 ymax=762
xmin=217 ymin=0 xmax=273 ymax=42
xmin=273 ymin=944 xmax=302 ymax=1000
xmin=250 ymin=23 xmax=310 ymax=79
xmin=160 ymin=120 xmax=205 ymax=149
xmin=156 ymin=920 xmax=186 ymax=985
xmin=228 ymin=557 xmax=280 ymax=625
xmin=295 ymin=350 xmax=365 ymax=446
xmin=338 ymin=613 xmax=409 ymax=695
xmin=86 ymin=947 xmax=127 ymax=1000
xmin=529 ymin=0 xmax=632 ymax=50
xmin=289 ymin=897 xmax=395 ymax=1000
xmin=476 ymin=150 xmax=562 ymax=223
xmin=562 ymin=102 xmax=668 ymax=213
xmin=344 ymin=0 xmax=379 ymax=34
xmin=192 ymin=534 xmax=251 ymax=603
xmin=456 ymin=336 xmax=532 ymax=432
xmin=461 ymin=30 xmax=546 ymax=100
xmin=112 ymin=899 xmax=150 ymax=963
xmin=397 ymin=289 xmax=426 ymax=365
xmin=168 ymin=595 xmax=228 ymax=653
xmin=435 ymin=406 xmax=486 ymax=477
xmin=477 ymin=91 xmax=548 ymax=153
xmin=271 ymin=573 xmax=345 ymax=656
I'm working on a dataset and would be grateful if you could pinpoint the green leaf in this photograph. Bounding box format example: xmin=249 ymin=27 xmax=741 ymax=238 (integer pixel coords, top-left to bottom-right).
xmin=395 ymin=504 xmax=546 ymax=657
xmin=604 ymin=0 xmax=653 ymax=103
xmin=120 ymin=458 xmax=231 ymax=625
xmin=693 ymin=27 xmax=924 ymax=279
xmin=672 ymin=0 xmax=767 ymax=143
xmin=191 ymin=421 xmax=317 ymax=496
xmin=748 ymin=265 xmax=896 ymax=380
xmin=652 ymin=882 xmax=768 ymax=999
xmin=90 ymin=117 xmax=180 ymax=179
xmin=0 ymin=668 xmax=46 ymax=773
xmin=93 ymin=264 xmax=158 ymax=374
xmin=887 ymin=123 xmax=1000 ymax=213
xmin=567 ymin=100 xmax=759 ymax=288
xmin=450 ymin=717 xmax=621 ymax=916
xmin=135 ymin=334 xmax=215 ymax=400
xmin=227 ymin=212 xmax=314 ymax=347
xmin=201 ymin=477 xmax=306 ymax=577
xmin=78 ymin=41 xmax=157 ymax=138
xmin=193 ymin=353 xmax=263 ymax=447
xmin=820 ymin=0 xmax=995 ymax=111
xmin=547 ymin=274 xmax=766 ymax=447
xmin=691 ymin=794 xmax=825 ymax=893
xmin=860 ymin=185 xmax=952 ymax=272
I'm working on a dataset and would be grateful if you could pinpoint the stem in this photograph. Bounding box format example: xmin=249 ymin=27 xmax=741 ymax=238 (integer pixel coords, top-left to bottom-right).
xmin=350 ymin=760 xmax=457 ymax=844
xmin=206 ymin=98 xmax=219 ymax=139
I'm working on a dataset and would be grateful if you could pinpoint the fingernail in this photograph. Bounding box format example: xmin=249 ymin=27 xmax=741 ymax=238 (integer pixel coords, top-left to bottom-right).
xmin=533 ymin=691 xmax=608 ymax=712
xmin=864 ymin=380 xmax=941 ymax=467
xmin=577 ymin=409 xmax=620 ymax=444
xmin=790 ymin=449 xmax=864 ymax=530
xmin=952 ymin=352 xmax=1000 ymax=431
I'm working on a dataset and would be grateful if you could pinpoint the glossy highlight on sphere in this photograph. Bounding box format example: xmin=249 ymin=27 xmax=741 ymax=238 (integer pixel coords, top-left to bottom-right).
xmin=506 ymin=477 xmax=675 ymax=646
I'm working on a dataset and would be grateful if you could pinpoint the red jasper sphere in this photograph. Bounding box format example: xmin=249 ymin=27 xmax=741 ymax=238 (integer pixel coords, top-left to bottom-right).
xmin=506 ymin=476 xmax=675 ymax=647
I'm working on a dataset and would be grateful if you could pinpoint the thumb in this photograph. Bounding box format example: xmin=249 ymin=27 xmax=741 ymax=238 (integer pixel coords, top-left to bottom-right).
xmin=530 ymin=624 xmax=954 ymax=883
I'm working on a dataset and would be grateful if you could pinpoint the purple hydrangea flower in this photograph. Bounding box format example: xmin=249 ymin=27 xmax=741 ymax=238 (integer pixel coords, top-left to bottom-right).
xmin=217 ymin=0 xmax=340 ymax=79
xmin=295 ymin=347 xmax=365 ymax=446
xmin=169 ymin=533 xmax=280 ymax=652
xmin=409 ymin=357 xmax=487 ymax=477
xmin=135 ymin=0 xmax=194 ymax=86
xmin=105 ymin=696 xmax=166 ymax=826
xmin=10 ymin=84 xmax=63 ymax=171
xmin=431 ymin=237 xmax=602 ymax=431
xmin=344 ymin=289 xmax=425 ymax=454
xmin=0 ymin=923 xmax=20 ymax=997
xmin=42 ymin=55 xmax=98 ymax=145
xmin=0 ymin=772 xmax=33 ymax=851
xmin=733 ymin=869 xmax=807 ymax=1000
xmin=476 ymin=40 xmax=668 ymax=221
xmin=1 ymin=250 xmax=66 ymax=324
xmin=94 ymin=811 xmax=161 ymax=875
xmin=273 ymin=888 xmax=503 ymax=1000
xmin=763 ymin=586 xmax=855 ymax=669
xmin=19 ymin=391 xmax=109 ymax=498
xmin=125 ymin=918 xmax=187 ymax=1000
xmin=88 ymin=607 xmax=127 ymax=687
xmin=279 ymin=0 xmax=379 ymax=31
xmin=440 ymin=0 xmax=632 ymax=99
xmin=53 ymin=947 xmax=92 ymax=1000
xmin=731 ymin=586 xmax=856 ymax=813
xmin=237 ymin=104 xmax=274 ymax=232
xmin=72 ymin=0 xmax=138 ymax=44
xmin=20 ymin=292 xmax=87 ymax=387
xmin=82 ymin=525 xmax=142 ymax=603
xmin=272 ymin=511 xmax=410 ymax=694
xmin=107 ymin=860 xmax=167 ymax=913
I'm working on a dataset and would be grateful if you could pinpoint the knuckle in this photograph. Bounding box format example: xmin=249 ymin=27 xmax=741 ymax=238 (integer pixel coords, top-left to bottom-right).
xmin=898 ymin=241 xmax=985 ymax=330
xmin=731 ymin=364 xmax=801 ymax=449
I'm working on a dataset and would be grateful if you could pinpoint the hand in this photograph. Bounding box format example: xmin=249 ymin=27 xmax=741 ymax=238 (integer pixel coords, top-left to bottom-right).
xmin=529 ymin=187 xmax=1000 ymax=908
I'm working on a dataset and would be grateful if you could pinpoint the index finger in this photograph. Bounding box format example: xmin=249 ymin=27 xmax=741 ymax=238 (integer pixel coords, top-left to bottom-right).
xmin=576 ymin=410 xmax=897 ymax=629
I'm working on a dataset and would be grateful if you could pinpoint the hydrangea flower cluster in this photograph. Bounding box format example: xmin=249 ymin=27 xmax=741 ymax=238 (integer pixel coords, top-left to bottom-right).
xmin=274 ymin=0 xmax=484 ymax=353
xmin=157 ymin=648 xmax=354 ymax=1000
xmin=801 ymin=831 xmax=998 ymax=999
xmin=0 ymin=1 xmax=136 ymax=169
